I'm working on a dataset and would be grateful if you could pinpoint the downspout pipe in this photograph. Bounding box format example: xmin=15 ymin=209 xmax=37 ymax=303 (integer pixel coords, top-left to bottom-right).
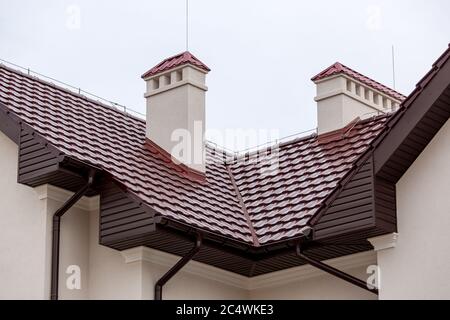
xmin=295 ymin=243 xmax=378 ymax=295
xmin=155 ymin=233 xmax=202 ymax=300
xmin=50 ymin=169 xmax=96 ymax=300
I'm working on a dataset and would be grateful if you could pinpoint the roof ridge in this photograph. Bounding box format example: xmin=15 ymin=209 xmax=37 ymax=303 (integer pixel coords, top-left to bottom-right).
xmin=225 ymin=164 xmax=260 ymax=246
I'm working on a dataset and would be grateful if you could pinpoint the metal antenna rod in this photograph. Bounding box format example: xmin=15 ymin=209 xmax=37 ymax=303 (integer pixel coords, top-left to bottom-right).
xmin=392 ymin=45 xmax=396 ymax=90
xmin=186 ymin=0 xmax=189 ymax=51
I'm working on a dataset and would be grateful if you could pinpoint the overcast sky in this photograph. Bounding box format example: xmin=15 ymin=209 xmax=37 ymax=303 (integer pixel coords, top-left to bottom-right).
xmin=1 ymin=0 xmax=449 ymax=150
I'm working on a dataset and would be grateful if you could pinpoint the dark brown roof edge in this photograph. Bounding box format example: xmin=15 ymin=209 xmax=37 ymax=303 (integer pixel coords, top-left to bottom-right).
xmin=384 ymin=44 xmax=450 ymax=131
xmin=372 ymin=44 xmax=450 ymax=177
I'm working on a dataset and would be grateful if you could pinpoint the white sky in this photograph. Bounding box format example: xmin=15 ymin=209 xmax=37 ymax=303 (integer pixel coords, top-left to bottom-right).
xmin=1 ymin=0 xmax=449 ymax=150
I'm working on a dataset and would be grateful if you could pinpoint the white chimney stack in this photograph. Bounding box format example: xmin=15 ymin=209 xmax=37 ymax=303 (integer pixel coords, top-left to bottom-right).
xmin=142 ymin=52 xmax=210 ymax=173
xmin=312 ymin=62 xmax=404 ymax=135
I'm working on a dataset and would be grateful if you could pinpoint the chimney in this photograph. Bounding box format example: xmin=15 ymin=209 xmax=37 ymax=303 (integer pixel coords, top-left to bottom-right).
xmin=312 ymin=62 xmax=404 ymax=135
xmin=142 ymin=52 xmax=210 ymax=173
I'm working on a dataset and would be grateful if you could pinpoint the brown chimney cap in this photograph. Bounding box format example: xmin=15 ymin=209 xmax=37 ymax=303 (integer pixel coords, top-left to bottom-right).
xmin=311 ymin=62 xmax=406 ymax=101
xmin=141 ymin=51 xmax=210 ymax=79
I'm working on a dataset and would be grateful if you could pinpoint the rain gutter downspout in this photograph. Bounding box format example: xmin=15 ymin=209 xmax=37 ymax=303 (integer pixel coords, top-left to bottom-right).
xmin=154 ymin=233 xmax=202 ymax=300
xmin=50 ymin=169 xmax=96 ymax=300
xmin=295 ymin=243 xmax=378 ymax=295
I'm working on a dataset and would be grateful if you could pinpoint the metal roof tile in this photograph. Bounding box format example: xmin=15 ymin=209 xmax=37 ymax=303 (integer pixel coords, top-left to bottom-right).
xmin=0 ymin=64 xmax=389 ymax=246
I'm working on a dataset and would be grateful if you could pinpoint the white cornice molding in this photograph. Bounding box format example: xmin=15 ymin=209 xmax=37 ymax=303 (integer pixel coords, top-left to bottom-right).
xmin=368 ymin=233 xmax=399 ymax=252
xmin=34 ymin=184 xmax=99 ymax=211
xmin=315 ymin=89 xmax=388 ymax=114
xmin=313 ymin=73 xmax=403 ymax=104
xmin=121 ymin=247 xmax=248 ymax=289
xmin=121 ymin=247 xmax=377 ymax=291
xmin=144 ymin=79 xmax=208 ymax=97
xmin=248 ymin=250 xmax=376 ymax=290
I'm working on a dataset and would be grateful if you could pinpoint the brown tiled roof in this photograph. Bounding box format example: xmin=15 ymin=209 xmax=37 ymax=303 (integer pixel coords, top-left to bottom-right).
xmin=312 ymin=62 xmax=406 ymax=101
xmin=0 ymin=63 xmax=388 ymax=246
xmin=228 ymin=118 xmax=387 ymax=244
xmin=141 ymin=51 xmax=210 ymax=79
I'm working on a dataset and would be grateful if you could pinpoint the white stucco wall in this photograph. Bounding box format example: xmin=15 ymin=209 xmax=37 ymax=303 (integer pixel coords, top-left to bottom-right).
xmin=0 ymin=131 xmax=50 ymax=299
xmin=57 ymin=200 xmax=91 ymax=299
xmin=377 ymin=119 xmax=450 ymax=300
xmin=250 ymin=265 xmax=375 ymax=300
xmin=88 ymin=209 xmax=153 ymax=300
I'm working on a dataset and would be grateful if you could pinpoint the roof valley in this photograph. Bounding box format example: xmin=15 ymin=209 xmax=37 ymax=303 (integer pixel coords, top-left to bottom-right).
xmin=225 ymin=164 xmax=260 ymax=247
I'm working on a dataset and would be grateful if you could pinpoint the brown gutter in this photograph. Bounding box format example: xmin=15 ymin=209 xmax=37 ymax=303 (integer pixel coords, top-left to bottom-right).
xmin=50 ymin=169 xmax=96 ymax=300
xmin=154 ymin=233 xmax=202 ymax=300
xmin=295 ymin=243 xmax=378 ymax=295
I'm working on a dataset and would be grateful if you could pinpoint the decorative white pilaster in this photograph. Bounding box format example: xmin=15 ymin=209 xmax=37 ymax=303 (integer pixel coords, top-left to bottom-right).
xmin=368 ymin=233 xmax=399 ymax=251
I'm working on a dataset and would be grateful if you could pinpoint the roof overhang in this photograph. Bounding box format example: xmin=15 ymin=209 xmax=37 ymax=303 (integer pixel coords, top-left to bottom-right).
xmin=374 ymin=45 xmax=450 ymax=183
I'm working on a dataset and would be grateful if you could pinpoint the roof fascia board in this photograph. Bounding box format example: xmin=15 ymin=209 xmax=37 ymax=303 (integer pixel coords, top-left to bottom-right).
xmin=373 ymin=57 xmax=450 ymax=175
